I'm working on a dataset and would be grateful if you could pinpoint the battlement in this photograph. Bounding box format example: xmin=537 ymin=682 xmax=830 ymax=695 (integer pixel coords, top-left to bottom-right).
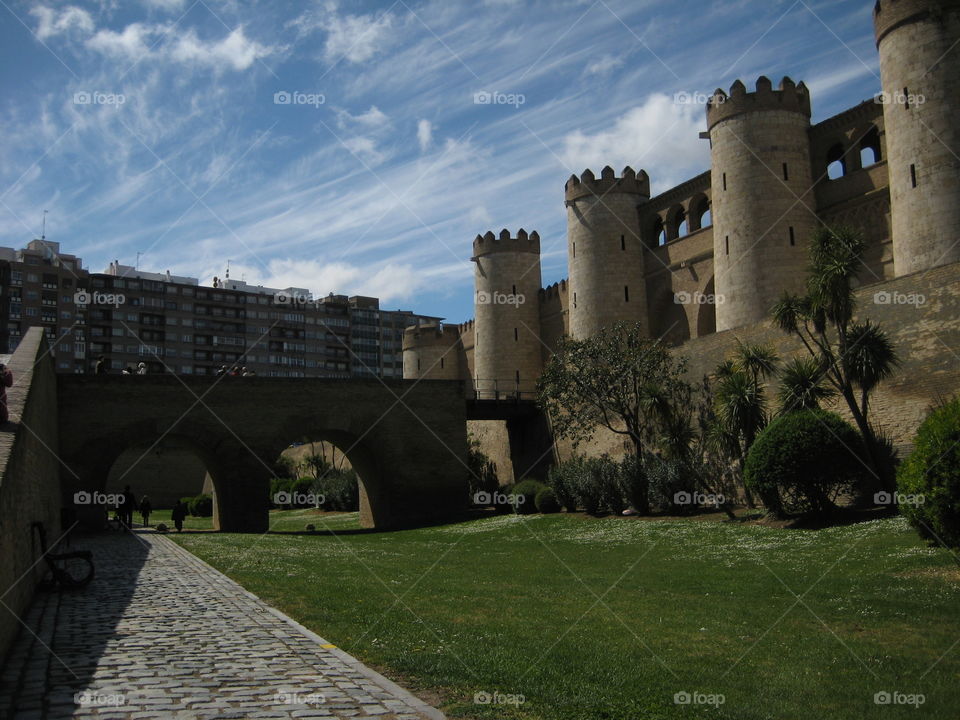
xmin=564 ymin=166 xmax=651 ymax=203
xmin=401 ymin=322 xmax=459 ymax=351
xmin=472 ymin=228 xmax=541 ymax=257
xmin=874 ymin=0 xmax=960 ymax=44
xmin=707 ymin=76 xmax=811 ymax=131
xmin=539 ymin=279 xmax=568 ymax=301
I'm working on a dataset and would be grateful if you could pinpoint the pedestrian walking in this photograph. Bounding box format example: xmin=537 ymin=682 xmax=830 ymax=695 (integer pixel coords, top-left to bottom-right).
xmin=136 ymin=362 xmax=147 ymax=375
xmin=140 ymin=496 xmax=152 ymax=527
xmin=95 ymin=355 xmax=108 ymax=375
xmin=121 ymin=485 xmax=136 ymax=530
xmin=171 ymin=500 xmax=188 ymax=533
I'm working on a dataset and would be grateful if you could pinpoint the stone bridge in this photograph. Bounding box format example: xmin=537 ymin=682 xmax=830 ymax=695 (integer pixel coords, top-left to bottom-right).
xmin=57 ymin=371 xmax=469 ymax=532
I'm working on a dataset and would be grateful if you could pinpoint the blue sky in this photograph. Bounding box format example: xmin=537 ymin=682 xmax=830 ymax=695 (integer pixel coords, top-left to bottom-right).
xmin=0 ymin=0 xmax=882 ymax=323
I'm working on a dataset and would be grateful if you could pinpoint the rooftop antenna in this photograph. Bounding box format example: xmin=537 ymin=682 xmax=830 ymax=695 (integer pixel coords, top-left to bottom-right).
xmin=225 ymin=259 xmax=230 ymax=280
xmin=41 ymin=210 xmax=47 ymax=240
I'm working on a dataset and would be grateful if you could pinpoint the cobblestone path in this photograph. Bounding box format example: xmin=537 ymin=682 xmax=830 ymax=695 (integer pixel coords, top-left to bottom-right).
xmin=0 ymin=531 xmax=444 ymax=720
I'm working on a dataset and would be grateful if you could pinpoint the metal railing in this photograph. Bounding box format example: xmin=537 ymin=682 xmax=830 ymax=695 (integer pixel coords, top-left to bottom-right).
xmin=471 ymin=378 xmax=538 ymax=402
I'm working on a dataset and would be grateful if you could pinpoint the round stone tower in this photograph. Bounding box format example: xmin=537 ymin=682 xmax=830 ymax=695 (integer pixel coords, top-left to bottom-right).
xmin=402 ymin=322 xmax=461 ymax=380
xmin=565 ymin=166 xmax=650 ymax=340
xmin=874 ymin=0 xmax=960 ymax=276
xmin=707 ymin=76 xmax=816 ymax=331
xmin=472 ymin=229 xmax=543 ymax=398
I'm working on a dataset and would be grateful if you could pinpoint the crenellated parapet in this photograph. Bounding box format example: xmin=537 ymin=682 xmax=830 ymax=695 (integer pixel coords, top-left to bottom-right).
xmin=564 ymin=166 xmax=650 ymax=203
xmin=539 ymin=279 xmax=568 ymax=301
xmin=706 ymin=76 xmax=811 ymax=131
xmin=874 ymin=0 xmax=960 ymax=44
xmin=472 ymin=228 xmax=540 ymax=258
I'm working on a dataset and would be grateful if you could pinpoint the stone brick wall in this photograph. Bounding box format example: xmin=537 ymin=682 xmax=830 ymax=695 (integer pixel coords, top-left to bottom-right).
xmin=0 ymin=328 xmax=62 ymax=663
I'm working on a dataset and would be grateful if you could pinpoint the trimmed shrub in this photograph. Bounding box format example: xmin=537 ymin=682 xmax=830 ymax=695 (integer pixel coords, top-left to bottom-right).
xmin=535 ymin=487 xmax=561 ymax=514
xmin=571 ymin=458 xmax=606 ymax=515
xmin=897 ymin=397 xmax=960 ymax=550
xmin=595 ymin=455 xmax=624 ymax=514
xmin=512 ymin=479 xmax=549 ymax=515
xmin=618 ymin=454 xmax=646 ymax=513
xmin=188 ymin=494 xmax=213 ymax=517
xmin=314 ymin=469 xmax=359 ymax=512
xmin=745 ymin=410 xmax=868 ymax=516
xmin=645 ymin=455 xmax=697 ymax=513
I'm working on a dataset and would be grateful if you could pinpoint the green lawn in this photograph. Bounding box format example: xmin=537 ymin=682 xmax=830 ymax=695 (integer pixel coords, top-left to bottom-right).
xmin=147 ymin=507 xmax=361 ymax=532
xmin=168 ymin=512 xmax=960 ymax=719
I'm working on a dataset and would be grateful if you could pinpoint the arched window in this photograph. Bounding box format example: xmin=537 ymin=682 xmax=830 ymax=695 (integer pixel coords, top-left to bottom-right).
xmin=652 ymin=216 xmax=667 ymax=246
xmin=860 ymin=126 xmax=882 ymax=167
xmin=689 ymin=195 xmax=711 ymax=231
xmin=827 ymin=143 xmax=847 ymax=180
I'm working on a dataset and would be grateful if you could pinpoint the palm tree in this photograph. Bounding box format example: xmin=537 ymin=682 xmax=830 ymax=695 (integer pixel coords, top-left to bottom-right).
xmin=772 ymin=225 xmax=900 ymax=491
xmin=777 ymin=357 xmax=836 ymax=412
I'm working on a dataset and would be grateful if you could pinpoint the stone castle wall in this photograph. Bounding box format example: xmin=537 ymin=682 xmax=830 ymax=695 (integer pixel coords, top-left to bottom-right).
xmin=0 ymin=329 xmax=62 ymax=662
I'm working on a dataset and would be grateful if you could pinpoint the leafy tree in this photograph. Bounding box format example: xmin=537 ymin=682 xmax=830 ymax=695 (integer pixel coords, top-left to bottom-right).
xmin=772 ymin=226 xmax=900 ymax=490
xmin=777 ymin=357 xmax=836 ymax=412
xmin=537 ymin=322 xmax=691 ymax=514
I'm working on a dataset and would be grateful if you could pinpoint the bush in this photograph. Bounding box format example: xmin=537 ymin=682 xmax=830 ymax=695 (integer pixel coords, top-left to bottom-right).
xmin=570 ymin=458 xmax=607 ymax=515
xmin=548 ymin=460 xmax=580 ymax=512
xmin=618 ymin=454 xmax=646 ymax=512
xmin=535 ymin=487 xmax=561 ymax=513
xmin=512 ymin=479 xmax=549 ymax=515
xmin=745 ymin=410 xmax=868 ymax=516
xmin=313 ymin=469 xmax=359 ymax=512
xmin=897 ymin=397 xmax=960 ymax=550
xmin=645 ymin=455 xmax=697 ymax=513
xmin=188 ymin=494 xmax=213 ymax=517
xmin=467 ymin=434 xmax=499 ymax=503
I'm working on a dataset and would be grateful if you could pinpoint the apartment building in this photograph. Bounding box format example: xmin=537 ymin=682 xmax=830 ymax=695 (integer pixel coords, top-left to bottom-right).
xmin=0 ymin=238 xmax=440 ymax=378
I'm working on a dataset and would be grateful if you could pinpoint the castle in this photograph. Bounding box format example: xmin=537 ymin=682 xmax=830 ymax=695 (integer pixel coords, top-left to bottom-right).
xmin=402 ymin=0 xmax=960 ymax=479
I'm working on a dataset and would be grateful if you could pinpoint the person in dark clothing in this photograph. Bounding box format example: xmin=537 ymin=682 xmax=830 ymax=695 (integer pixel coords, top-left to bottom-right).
xmin=140 ymin=496 xmax=152 ymax=527
xmin=95 ymin=356 xmax=108 ymax=375
xmin=171 ymin=500 xmax=187 ymax=533
xmin=121 ymin=485 xmax=136 ymax=530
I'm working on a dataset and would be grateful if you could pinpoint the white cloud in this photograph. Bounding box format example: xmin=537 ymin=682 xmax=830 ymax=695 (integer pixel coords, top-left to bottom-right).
xmin=585 ymin=54 xmax=624 ymax=76
xmin=417 ymin=119 xmax=432 ymax=152
xmin=169 ymin=26 xmax=272 ymax=71
xmin=323 ymin=10 xmax=393 ymax=64
xmin=338 ymin=105 xmax=389 ymax=129
xmin=561 ymin=93 xmax=711 ymax=193
xmin=86 ymin=23 xmax=155 ymax=59
xmin=342 ymin=136 xmax=387 ymax=166
xmin=31 ymin=5 xmax=94 ymax=40
xmin=142 ymin=0 xmax=186 ymax=9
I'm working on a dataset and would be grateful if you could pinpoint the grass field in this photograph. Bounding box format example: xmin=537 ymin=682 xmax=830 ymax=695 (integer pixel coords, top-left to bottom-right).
xmin=168 ymin=511 xmax=960 ymax=719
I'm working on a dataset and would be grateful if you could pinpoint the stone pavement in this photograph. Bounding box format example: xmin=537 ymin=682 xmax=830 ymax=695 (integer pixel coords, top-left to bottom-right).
xmin=0 ymin=530 xmax=444 ymax=719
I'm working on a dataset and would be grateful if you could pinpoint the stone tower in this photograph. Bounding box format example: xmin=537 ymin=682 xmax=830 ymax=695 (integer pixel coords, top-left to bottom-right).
xmin=874 ymin=0 xmax=960 ymax=276
xmin=401 ymin=322 xmax=461 ymax=380
xmin=472 ymin=229 xmax=543 ymax=398
xmin=707 ymin=77 xmax=816 ymax=331
xmin=565 ymin=166 xmax=650 ymax=340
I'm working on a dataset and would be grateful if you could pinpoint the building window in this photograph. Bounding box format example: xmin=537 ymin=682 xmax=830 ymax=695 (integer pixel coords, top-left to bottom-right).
xmin=722 ymin=173 xmax=727 ymax=191
xmin=782 ymin=163 xmax=789 ymax=181
xmin=789 ymin=227 xmax=795 ymax=246
xmin=910 ymin=163 xmax=917 ymax=188
xmin=624 ymin=285 xmax=629 ymax=302
xmin=514 ymin=327 xmax=518 ymax=341
xmin=620 ymin=234 xmax=626 ymax=250
xmin=725 ymin=236 xmax=730 ymax=255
